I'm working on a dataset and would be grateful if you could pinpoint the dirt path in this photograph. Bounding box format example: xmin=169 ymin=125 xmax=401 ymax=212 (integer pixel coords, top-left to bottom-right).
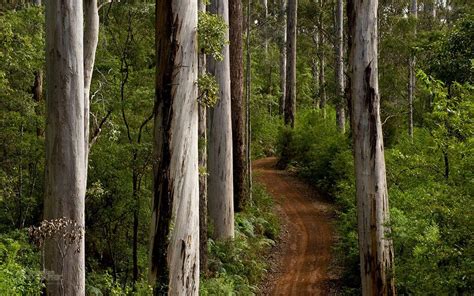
xmin=254 ymin=157 xmax=338 ymax=296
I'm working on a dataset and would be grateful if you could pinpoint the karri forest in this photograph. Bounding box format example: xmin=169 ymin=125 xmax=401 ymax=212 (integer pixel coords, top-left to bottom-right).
xmin=0 ymin=0 xmax=472 ymax=295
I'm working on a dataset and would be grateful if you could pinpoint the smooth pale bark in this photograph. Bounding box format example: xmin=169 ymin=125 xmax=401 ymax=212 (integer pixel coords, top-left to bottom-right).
xmin=84 ymin=0 xmax=100 ymax=166
xmin=284 ymin=0 xmax=297 ymax=128
xmin=335 ymin=0 xmax=345 ymax=132
xmin=279 ymin=0 xmax=287 ymax=114
xmin=148 ymin=0 xmax=199 ymax=293
xmin=230 ymin=0 xmax=247 ymax=212
xmin=44 ymin=0 xmax=86 ymax=294
xmin=348 ymin=0 xmax=396 ymax=294
xmin=198 ymin=0 xmax=208 ymax=275
xmin=207 ymin=0 xmax=235 ymax=240
xmin=408 ymin=0 xmax=417 ymax=138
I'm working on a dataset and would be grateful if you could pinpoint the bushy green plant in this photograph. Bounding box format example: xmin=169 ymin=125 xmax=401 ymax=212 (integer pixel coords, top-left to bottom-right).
xmin=0 ymin=232 xmax=43 ymax=295
xmin=198 ymin=11 xmax=228 ymax=61
xmin=201 ymin=185 xmax=279 ymax=295
xmin=86 ymin=271 xmax=152 ymax=296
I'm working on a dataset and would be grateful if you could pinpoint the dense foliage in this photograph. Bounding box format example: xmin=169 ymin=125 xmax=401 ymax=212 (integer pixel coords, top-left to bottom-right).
xmin=0 ymin=0 xmax=472 ymax=295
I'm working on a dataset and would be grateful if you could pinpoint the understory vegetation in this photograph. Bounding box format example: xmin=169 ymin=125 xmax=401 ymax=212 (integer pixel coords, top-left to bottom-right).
xmin=277 ymin=106 xmax=473 ymax=295
xmin=1 ymin=0 xmax=473 ymax=294
xmin=201 ymin=185 xmax=279 ymax=295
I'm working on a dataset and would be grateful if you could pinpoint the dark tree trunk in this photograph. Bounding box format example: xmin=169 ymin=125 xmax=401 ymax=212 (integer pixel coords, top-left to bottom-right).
xmin=230 ymin=0 xmax=247 ymax=212
xmin=284 ymin=0 xmax=297 ymax=128
xmin=198 ymin=0 xmax=208 ymax=275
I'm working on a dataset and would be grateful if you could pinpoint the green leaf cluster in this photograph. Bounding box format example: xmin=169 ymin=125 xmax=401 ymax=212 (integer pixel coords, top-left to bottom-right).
xmin=198 ymin=11 xmax=228 ymax=61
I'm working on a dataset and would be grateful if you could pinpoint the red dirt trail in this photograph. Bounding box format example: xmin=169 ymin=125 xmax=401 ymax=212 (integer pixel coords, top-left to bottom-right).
xmin=254 ymin=157 xmax=338 ymax=296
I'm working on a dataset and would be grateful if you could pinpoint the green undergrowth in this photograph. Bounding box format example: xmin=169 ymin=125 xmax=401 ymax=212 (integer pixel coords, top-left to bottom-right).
xmin=200 ymin=184 xmax=280 ymax=295
xmin=277 ymin=107 xmax=473 ymax=295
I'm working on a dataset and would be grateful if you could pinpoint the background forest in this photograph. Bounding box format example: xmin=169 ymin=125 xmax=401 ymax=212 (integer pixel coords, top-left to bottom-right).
xmin=0 ymin=0 xmax=473 ymax=295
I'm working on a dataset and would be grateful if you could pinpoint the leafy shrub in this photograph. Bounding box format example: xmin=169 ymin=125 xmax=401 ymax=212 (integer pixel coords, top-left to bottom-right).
xmin=0 ymin=231 xmax=43 ymax=295
xmin=201 ymin=185 xmax=279 ymax=295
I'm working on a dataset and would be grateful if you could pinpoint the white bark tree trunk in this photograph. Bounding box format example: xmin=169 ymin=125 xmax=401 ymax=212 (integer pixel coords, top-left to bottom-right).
xmin=348 ymin=0 xmax=396 ymax=294
xmin=84 ymin=0 xmax=100 ymax=162
xmin=44 ymin=0 xmax=86 ymax=294
xmin=207 ymin=0 xmax=235 ymax=240
xmin=335 ymin=0 xmax=345 ymax=132
xmin=149 ymin=0 xmax=200 ymax=294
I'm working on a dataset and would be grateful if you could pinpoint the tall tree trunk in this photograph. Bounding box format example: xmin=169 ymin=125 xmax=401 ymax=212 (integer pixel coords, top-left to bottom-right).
xmin=207 ymin=0 xmax=235 ymax=240
xmin=318 ymin=2 xmax=326 ymax=117
xmin=263 ymin=0 xmax=269 ymax=55
xmin=284 ymin=0 xmax=297 ymax=128
xmin=198 ymin=0 xmax=208 ymax=275
xmin=408 ymin=0 xmax=417 ymax=139
xmin=149 ymin=0 xmax=199 ymax=293
xmin=230 ymin=0 xmax=247 ymax=212
xmin=246 ymin=0 xmax=253 ymax=202
xmin=279 ymin=0 xmax=287 ymax=114
xmin=84 ymin=0 xmax=100 ymax=169
xmin=312 ymin=31 xmax=320 ymax=108
xmin=44 ymin=0 xmax=86 ymax=294
xmin=348 ymin=0 xmax=396 ymax=294
xmin=335 ymin=0 xmax=345 ymax=132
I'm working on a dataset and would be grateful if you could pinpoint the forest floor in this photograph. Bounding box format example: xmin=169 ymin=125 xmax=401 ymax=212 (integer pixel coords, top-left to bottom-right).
xmin=254 ymin=157 xmax=341 ymax=296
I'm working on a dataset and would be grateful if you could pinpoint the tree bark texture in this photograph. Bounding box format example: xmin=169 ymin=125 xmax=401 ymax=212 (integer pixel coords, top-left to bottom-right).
xmin=229 ymin=0 xmax=247 ymax=212
xmin=246 ymin=0 xmax=253 ymax=202
xmin=335 ymin=0 xmax=345 ymax=132
xmin=279 ymin=0 xmax=287 ymax=114
xmin=284 ymin=0 xmax=297 ymax=128
xmin=44 ymin=0 xmax=86 ymax=294
xmin=207 ymin=0 xmax=235 ymax=240
xmin=348 ymin=0 xmax=396 ymax=294
xmin=149 ymin=0 xmax=200 ymax=294
xmin=84 ymin=0 xmax=100 ymax=168
xmin=198 ymin=0 xmax=208 ymax=275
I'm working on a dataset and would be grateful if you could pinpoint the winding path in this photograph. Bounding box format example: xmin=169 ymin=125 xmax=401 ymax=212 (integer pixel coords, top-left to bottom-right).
xmin=254 ymin=157 xmax=337 ymax=296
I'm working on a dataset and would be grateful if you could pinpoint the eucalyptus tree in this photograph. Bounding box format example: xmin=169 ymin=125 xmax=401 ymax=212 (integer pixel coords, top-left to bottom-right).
xmin=149 ymin=0 xmax=200 ymax=293
xmin=44 ymin=0 xmax=86 ymax=294
xmin=284 ymin=0 xmax=297 ymax=127
xmin=229 ymin=0 xmax=247 ymax=212
xmin=335 ymin=0 xmax=345 ymax=132
xmin=408 ymin=0 xmax=417 ymax=138
xmin=318 ymin=0 xmax=326 ymax=116
xmin=279 ymin=0 xmax=287 ymax=114
xmin=348 ymin=0 xmax=396 ymax=294
xmin=198 ymin=0 xmax=208 ymax=275
xmin=207 ymin=0 xmax=235 ymax=239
